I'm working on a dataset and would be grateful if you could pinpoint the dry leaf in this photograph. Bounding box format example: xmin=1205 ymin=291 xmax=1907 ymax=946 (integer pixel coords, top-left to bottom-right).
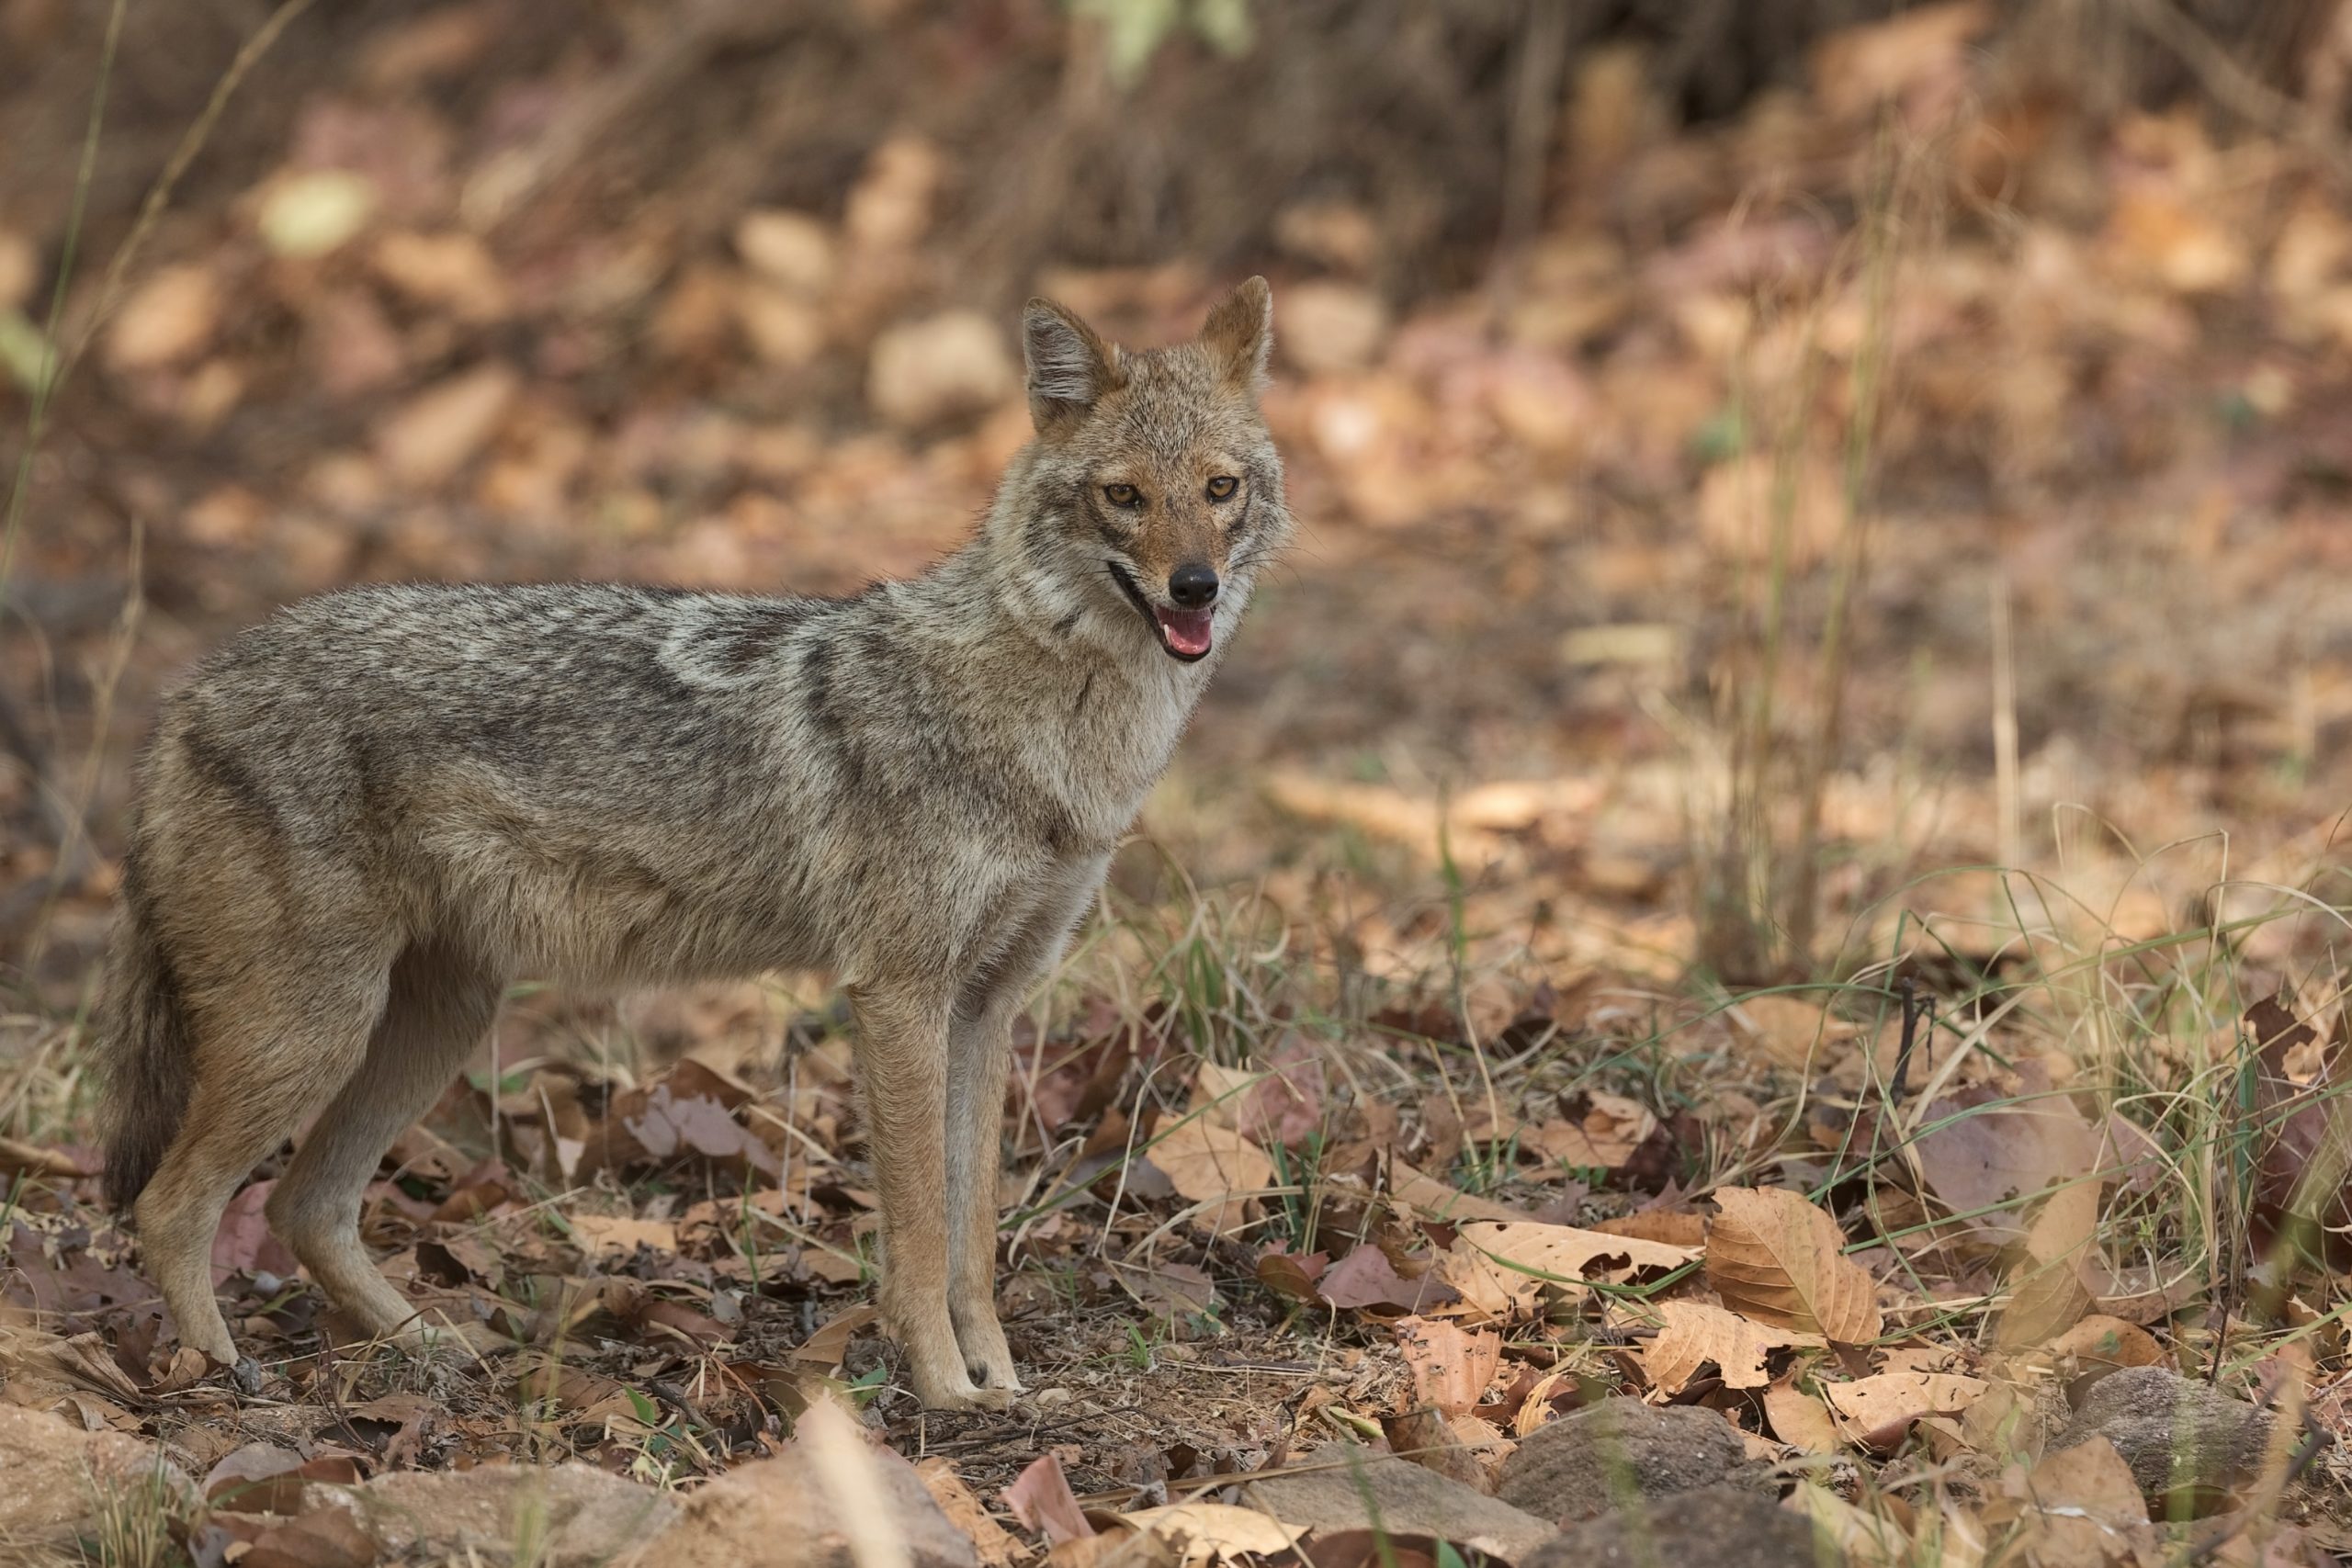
xmin=791 ymin=1304 xmax=877 ymax=1369
xmin=1114 ymin=1503 xmax=1308 ymax=1566
xmin=1511 ymin=1370 xmax=1585 ymax=1436
xmin=1003 ymin=1451 xmax=1095 ymax=1545
xmin=2047 ymin=1314 xmax=2165 ymax=1372
xmin=919 ymin=1458 xmax=1023 ymax=1568
xmin=1317 ymin=1245 xmax=1460 ymax=1314
xmin=1645 ymin=1299 xmax=1824 ymax=1393
xmin=1440 ymin=1219 xmax=1699 ymax=1323
xmin=1913 ymin=1088 xmax=2106 ymax=1245
xmin=1148 ymin=1119 xmax=1275 ymax=1236
xmin=376 ymin=362 xmax=518 ymax=488
xmin=571 ymin=1214 xmax=678 ymax=1262
xmin=1763 ymin=1376 xmax=1846 ymax=1454
xmin=1385 ymin=1162 xmax=1526 ymax=1224
xmin=1996 ymin=1179 xmax=2101 ymax=1348
xmin=1395 ymin=1316 xmax=1500 ymax=1416
xmin=1589 ymin=1210 xmax=1709 ymax=1247
xmin=1823 ymin=1371 xmax=1986 ymax=1447
xmin=1988 ymin=1434 xmax=2152 ymax=1565
xmin=1705 ymin=1188 xmax=1883 ymax=1343
xmin=0 ymin=1136 xmax=97 ymax=1180
xmin=1731 ymin=994 xmax=1854 ymax=1072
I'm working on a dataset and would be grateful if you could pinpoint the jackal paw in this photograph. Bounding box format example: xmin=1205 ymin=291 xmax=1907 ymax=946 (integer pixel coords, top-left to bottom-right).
xmin=952 ymin=1316 xmax=1023 ymax=1399
xmin=916 ymin=1371 xmax=1016 ymax=1413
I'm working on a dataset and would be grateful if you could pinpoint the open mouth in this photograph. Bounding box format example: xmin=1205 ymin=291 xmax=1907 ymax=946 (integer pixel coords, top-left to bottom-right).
xmin=1106 ymin=561 xmax=1214 ymax=662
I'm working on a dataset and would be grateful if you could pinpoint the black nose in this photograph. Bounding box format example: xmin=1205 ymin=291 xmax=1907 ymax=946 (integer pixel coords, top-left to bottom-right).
xmin=1169 ymin=564 xmax=1219 ymax=609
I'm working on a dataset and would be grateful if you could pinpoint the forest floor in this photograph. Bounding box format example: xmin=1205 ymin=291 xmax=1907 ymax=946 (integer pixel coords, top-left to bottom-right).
xmin=4 ymin=3 xmax=2352 ymax=1566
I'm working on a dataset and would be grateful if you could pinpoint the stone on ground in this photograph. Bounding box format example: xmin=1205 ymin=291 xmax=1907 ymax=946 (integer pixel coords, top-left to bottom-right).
xmin=1497 ymin=1397 xmax=1765 ymax=1525
xmin=2052 ymin=1366 xmax=2273 ymax=1506
xmin=0 ymin=1403 xmax=197 ymax=1551
xmin=1240 ymin=1443 xmax=1557 ymax=1561
xmin=1522 ymin=1484 xmax=1839 ymax=1568
xmin=301 ymin=1461 xmax=677 ymax=1565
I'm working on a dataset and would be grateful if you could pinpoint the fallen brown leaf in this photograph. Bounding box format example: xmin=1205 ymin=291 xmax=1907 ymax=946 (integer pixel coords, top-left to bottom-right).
xmin=1441 ymin=1219 xmax=1698 ymax=1323
xmin=919 ymin=1457 xmax=1023 ymax=1568
xmin=1394 ymin=1315 xmax=1500 ymax=1416
xmin=1316 ymin=1244 xmax=1460 ymax=1314
xmin=1763 ymin=1375 xmax=1845 ymax=1453
xmin=2047 ymin=1314 xmax=2165 ymax=1373
xmin=1996 ymin=1179 xmax=2102 ymax=1348
xmin=1822 ymin=1371 xmax=1986 ymax=1448
xmin=1002 ymin=1451 xmax=1094 ymax=1545
xmin=1111 ymin=1502 xmax=1307 ymax=1566
xmin=1704 ymin=1187 xmax=1883 ymax=1343
xmin=1644 ymin=1299 xmax=1824 ymax=1393
xmin=1148 ymin=1118 xmax=1274 ymax=1237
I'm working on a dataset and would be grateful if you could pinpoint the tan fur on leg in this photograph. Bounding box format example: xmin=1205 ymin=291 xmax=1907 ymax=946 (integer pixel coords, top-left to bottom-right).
xmin=269 ymin=941 xmax=503 ymax=1346
xmin=850 ymin=982 xmax=1000 ymax=1410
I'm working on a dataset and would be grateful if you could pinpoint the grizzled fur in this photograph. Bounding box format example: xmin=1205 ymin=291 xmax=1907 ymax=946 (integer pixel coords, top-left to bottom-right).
xmin=97 ymin=279 xmax=1290 ymax=1408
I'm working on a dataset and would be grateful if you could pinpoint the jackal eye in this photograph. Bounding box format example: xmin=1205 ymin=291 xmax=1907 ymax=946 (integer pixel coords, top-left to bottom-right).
xmin=1103 ymin=483 xmax=1142 ymax=508
xmin=1205 ymin=475 xmax=1239 ymax=502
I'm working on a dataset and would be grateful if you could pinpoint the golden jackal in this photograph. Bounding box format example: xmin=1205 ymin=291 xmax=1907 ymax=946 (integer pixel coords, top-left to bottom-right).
xmin=97 ymin=279 xmax=1290 ymax=1408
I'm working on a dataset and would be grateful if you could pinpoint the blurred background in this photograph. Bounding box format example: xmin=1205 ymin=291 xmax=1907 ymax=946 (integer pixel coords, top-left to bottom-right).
xmin=4 ymin=0 xmax=2351 ymax=1010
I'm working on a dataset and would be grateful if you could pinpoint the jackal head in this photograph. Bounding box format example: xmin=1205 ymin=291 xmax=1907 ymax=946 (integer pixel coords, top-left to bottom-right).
xmin=1012 ymin=277 xmax=1290 ymax=664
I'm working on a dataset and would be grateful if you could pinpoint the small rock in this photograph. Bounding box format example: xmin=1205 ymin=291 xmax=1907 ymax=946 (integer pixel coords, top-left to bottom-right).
xmin=302 ymin=1461 xmax=677 ymax=1566
xmin=0 ymin=1403 xmax=198 ymax=1550
xmin=867 ymin=310 xmax=1016 ymax=429
xmin=1241 ymin=1443 xmax=1555 ymax=1562
xmin=1498 ymin=1398 xmax=1764 ymax=1525
xmin=2052 ymin=1366 xmax=2272 ymax=1505
xmin=1522 ymin=1484 xmax=1839 ymax=1568
xmin=624 ymin=1442 xmax=978 ymax=1568
xmin=1276 ymin=281 xmax=1390 ymax=376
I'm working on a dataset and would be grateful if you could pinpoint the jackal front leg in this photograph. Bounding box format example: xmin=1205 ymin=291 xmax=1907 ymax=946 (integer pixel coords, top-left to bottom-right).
xmin=945 ymin=992 xmax=1019 ymax=1394
xmin=848 ymin=982 xmax=1003 ymax=1410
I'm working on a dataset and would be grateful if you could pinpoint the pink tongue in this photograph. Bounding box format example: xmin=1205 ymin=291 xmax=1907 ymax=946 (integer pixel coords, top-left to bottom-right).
xmin=1155 ymin=606 xmax=1214 ymax=657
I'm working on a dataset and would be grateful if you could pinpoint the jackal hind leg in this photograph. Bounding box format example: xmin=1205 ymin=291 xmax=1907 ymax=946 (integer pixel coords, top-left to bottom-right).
xmin=267 ymin=939 xmax=503 ymax=1352
xmin=133 ymin=941 xmax=395 ymax=1371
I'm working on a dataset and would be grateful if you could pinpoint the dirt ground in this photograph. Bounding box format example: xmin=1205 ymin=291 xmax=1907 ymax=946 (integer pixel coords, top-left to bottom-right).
xmin=4 ymin=2 xmax=2352 ymax=1565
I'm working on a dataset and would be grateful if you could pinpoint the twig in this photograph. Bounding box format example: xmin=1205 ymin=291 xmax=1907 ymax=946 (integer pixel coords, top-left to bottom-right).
xmin=649 ymin=1377 xmax=722 ymax=1444
xmin=1886 ymin=976 xmax=1935 ymax=1104
xmin=47 ymin=0 xmax=322 ymax=432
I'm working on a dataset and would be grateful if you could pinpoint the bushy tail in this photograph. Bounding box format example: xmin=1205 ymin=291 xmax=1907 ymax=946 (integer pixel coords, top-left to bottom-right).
xmin=98 ymin=891 xmax=193 ymax=1212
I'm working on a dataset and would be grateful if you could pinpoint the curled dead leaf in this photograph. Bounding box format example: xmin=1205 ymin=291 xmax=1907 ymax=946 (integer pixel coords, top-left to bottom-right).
xmin=1440 ymin=1219 xmax=1699 ymax=1324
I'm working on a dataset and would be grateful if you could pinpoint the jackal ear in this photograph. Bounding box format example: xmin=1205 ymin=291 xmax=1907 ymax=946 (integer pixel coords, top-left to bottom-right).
xmin=1023 ymin=299 xmax=1122 ymax=431
xmin=1200 ymin=276 xmax=1273 ymax=397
